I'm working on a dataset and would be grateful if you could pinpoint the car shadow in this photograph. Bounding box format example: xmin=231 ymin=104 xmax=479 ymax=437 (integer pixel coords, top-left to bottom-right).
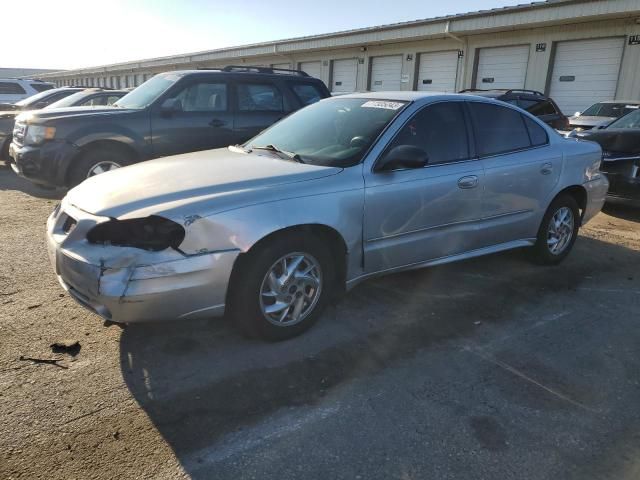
xmin=118 ymin=235 xmax=640 ymax=478
xmin=0 ymin=165 xmax=65 ymax=200
xmin=602 ymin=202 xmax=640 ymax=223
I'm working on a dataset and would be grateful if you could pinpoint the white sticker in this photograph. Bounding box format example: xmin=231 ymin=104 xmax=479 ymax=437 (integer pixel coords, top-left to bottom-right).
xmin=361 ymin=100 xmax=404 ymax=110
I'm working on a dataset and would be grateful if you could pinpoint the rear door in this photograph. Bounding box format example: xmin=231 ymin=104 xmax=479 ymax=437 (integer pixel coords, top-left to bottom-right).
xmin=150 ymin=77 xmax=234 ymax=157
xmin=233 ymin=80 xmax=287 ymax=142
xmin=467 ymin=101 xmax=561 ymax=245
xmin=363 ymin=101 xmax=485 ymax=272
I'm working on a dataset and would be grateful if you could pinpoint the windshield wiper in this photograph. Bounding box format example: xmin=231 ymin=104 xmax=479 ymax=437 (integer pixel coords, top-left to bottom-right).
xmin=251 ymin=144 xmax=305 ymax=163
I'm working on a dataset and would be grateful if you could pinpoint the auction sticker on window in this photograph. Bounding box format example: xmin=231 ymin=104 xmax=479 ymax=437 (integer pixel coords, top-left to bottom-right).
xmin=361 ymin=100 xmax=404 ymax=110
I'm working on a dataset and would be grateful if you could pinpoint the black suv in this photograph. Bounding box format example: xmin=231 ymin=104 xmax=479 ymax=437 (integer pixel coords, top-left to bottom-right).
xmin=9 ymin=66 xmax=330 ymax=188
xmin=459 ymin=89 xmax=569 ymax=130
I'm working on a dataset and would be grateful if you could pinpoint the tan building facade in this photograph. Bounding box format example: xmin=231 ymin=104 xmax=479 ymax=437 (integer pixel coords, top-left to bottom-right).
xmin=39 ymin=0 xmax=640 ymax=114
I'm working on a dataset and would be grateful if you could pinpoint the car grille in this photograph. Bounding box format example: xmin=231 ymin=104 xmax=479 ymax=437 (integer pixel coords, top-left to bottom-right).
xmin=12 ymin=121 xmax=25 ymax=146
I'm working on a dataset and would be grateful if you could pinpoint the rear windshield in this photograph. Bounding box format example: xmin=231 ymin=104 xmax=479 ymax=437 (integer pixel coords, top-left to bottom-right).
xmin=581 ymin=102 xmax=639 ymax=118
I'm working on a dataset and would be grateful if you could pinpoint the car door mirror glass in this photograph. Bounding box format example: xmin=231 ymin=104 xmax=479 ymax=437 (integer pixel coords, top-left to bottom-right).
xmin=377 ymin=145 xmax=428 ymax=171
xmin=161 ymin=98 xmax=183 ymax=114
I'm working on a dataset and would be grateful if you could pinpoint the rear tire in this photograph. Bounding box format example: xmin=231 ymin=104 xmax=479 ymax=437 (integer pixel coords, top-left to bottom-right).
xmin=531 ymin=194 xmax=580 ymax=265
xmin=228 ymin=232 xmax=335 ymax=341
xmin=68 ymin=146 xmax=131 ymax=188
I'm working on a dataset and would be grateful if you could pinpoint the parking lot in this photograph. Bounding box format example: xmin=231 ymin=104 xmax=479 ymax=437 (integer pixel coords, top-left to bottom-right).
xmin=0 ymin=164 xmax=639 ymax=479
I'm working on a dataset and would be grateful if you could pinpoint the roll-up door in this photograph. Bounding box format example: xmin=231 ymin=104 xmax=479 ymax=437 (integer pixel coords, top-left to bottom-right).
xmin=475 ymin=45 xmax=530 ymax=90
xmin=417 ymin=51 xmax=459 ymax=92
xmin=370 ymin=55 xmax=403 ymax=91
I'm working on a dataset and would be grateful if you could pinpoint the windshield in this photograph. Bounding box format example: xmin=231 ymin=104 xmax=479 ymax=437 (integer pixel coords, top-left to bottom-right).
xmin=245 ymin=98 xmax=407 ymax=167
xmin=45 ymin=91 xmax=89 ymax=109
xmin=607 ymin=109 xmax=640 ymax=129
xmin=114 ymin=73 xmax=180 ymax=109
xmin=581 ymin=102 xmax=639 ymax=118
xmin=15 ymin=89 xmax=64 ymax=107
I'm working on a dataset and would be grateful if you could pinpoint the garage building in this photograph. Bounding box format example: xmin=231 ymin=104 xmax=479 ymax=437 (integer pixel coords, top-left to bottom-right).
xmin=40 ymin=0 xmax=640 ymax=114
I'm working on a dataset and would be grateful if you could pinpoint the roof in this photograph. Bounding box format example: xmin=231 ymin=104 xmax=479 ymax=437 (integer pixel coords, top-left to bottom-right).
xmin=38 ymin=0 xmax=640 ymax=79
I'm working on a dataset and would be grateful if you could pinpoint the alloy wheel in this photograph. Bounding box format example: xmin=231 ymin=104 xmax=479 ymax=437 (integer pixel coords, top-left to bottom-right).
xmin=547 ymin=206 xmax=574 ymax=255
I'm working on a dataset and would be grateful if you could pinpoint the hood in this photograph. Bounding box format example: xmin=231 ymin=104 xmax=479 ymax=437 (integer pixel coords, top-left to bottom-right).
xmin=576 ymin=128 xmax=640 ymax=155
xmin=66 ymin=148 xmax=342 ymax=219
xmin=18 ymin=106 xmax=132 ymax=123
xmin=568 ymin=116 xmax=615 ymax=128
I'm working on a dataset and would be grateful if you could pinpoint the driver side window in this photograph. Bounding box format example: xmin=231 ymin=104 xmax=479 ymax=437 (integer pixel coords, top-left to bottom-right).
xmin=385 ymin=102 xmax=470 ymax=165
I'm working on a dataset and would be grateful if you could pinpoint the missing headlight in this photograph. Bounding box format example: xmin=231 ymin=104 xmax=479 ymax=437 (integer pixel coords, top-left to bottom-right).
xmin=87 ymin=216 xmax=185 ymax=251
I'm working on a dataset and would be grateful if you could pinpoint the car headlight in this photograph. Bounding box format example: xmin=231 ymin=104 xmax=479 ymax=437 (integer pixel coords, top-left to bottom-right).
xmin=24 ymin=125 xmax=56 ymax=145
xmin=86 ymin=216 xmax=185 ymax=251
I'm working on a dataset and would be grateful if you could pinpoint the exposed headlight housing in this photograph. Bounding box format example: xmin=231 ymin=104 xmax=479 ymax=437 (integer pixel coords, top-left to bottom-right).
xmin=87 ymin=216 xmax=185 ymax=251
xmin=24 ymin=125 xmax=56 ymax=145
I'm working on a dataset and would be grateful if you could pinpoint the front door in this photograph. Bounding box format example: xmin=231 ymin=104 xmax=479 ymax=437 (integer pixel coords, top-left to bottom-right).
xmin=150 ymin=79 xmax=235 ymax=158
xmin=363 ymin=101 xmax=485 ymax=273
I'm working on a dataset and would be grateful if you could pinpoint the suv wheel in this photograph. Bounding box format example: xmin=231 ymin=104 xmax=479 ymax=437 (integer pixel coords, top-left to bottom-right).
xmin=531 ymin=194 xmax=580 ymax=265
xmin=68 ymin=146 xmax=131 ymax=188
xmin=228 ymin=232 xmax=335 ymax=340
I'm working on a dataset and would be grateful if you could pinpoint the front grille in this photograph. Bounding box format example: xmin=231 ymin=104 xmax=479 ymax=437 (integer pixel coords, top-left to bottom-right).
xmin=62 ymin=215 xmax=77 ymax=234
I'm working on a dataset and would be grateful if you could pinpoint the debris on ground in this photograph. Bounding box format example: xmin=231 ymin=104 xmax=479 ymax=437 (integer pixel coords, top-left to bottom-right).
xmin=50 ymin=340 xmax=81 ymax=356
xmin=27 ymin=303 xmax=42 ymax=310
xmin=18 ymin=356 xmax=68 ymax=369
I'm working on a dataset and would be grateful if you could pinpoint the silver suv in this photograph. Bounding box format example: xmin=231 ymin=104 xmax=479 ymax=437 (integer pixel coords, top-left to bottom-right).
xmin=0 ymin=78 xmax=54 ymax=106
xmin=46 ymin=92 xmax=608 ymax=340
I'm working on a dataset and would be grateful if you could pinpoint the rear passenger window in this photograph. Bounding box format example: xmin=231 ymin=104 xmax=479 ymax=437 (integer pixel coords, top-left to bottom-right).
xmin=520 ymin=99 xmax=557 ymax=116
xmin=385 ymin=102 xmax=469 ymax=165
xmin=523 ymin=116 xmax=548 ymax=146
xmin=468 ymin=102 xmax=531 ymax=157
xmin=0 ymin=82 xmax=26 ymax=94
xmin=173 ymin=82 xmax=228 ymax=112
xmin=237 ymin=83 xmax=283 ymax=111
xmin=291 ymin=84 xmax=323 ymax=106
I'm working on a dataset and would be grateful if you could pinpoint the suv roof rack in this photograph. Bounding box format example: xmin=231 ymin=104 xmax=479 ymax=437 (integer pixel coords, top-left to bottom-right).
xmin=459 ymin=88 xmax=545 ymax=96
xmin=220 ymin=65 xmax=309 ymax=77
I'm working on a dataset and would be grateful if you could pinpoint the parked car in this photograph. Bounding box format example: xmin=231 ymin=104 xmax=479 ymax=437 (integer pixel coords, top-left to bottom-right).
xmin=571 ymin=107 xmax=640 ymax=205
xmin=10 ymin=66 xmax=330 ymax=188
xmin=0 ymin=78 xmax=54 ymax=107
xmin=46 ymin=92 xmax=607 ymax=340
xmin=459 ymin=89 xmax=569 ymax=130
xmin=567 ymin=101 xmax=640 ymax=131
xmin=1 ymin=88 xmax=126 ymax=163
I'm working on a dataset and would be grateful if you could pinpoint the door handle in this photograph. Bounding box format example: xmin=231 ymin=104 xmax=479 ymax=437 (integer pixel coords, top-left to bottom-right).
xmin=540 ymin=162 xmax=553 ymax=175
xmin=457 ymin=175 xmax=479 ymax=189
xmin=209 ymin=119 xmax=226 ymax=128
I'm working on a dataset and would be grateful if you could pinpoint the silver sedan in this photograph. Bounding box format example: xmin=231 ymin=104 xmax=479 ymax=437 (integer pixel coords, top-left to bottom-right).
xmin=46 ymin=92 xmax=608 ymax=340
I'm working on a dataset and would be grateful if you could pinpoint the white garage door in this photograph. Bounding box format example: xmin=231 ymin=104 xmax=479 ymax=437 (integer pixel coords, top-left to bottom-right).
xmin=417 ymin=51 xmax=459 ymax=92
xmin=370 ymin=55 xmax=403 ymax=91
xmin=475 ymin=45 xmax=530 ymax=90
xmin=299 ymin=61 xmax=322 ymax=80
xmin=332 ymin=58 xmax=358 ymax=93
xmin=549 ymin=37 xmax=625 ymax=115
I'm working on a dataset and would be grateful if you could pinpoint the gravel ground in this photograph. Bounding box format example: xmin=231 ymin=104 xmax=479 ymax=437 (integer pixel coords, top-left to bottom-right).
xmin=1 ymin=166 xmax=639 ymax=480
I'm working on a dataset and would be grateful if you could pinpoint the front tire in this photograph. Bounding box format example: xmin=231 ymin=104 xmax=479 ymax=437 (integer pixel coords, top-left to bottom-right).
xmin=531 ymin=194 xmax=580 ymax=265
xmin=228 ymin=233 xmax=335 ymax=341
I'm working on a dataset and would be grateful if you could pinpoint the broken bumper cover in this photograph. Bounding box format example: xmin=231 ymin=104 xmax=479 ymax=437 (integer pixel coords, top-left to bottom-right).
xmin=581 ymin=175 xmax=609 ymax=224
xmin=46 ymin=203 xmax=239 ymax=323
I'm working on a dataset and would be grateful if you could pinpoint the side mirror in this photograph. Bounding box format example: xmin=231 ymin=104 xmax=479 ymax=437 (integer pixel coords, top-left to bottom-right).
xmin=377 ymin=145 xmax=428 ymax=172
xmin=161 ymin=98 xmax=183 ymax=114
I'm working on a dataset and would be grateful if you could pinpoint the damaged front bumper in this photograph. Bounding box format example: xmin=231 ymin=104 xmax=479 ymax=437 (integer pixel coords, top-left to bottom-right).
xmin=46 ymin=202 xmax=239 ymax=323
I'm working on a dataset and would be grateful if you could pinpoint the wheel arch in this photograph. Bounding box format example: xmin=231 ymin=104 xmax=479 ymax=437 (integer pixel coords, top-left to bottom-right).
xmin=552 ymin=185 xmax=587 ymax=224
xmin=227 ymin=223 xmax=349 ymax=303
xmin=65 ymin=139 xmax=139 ymax=186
